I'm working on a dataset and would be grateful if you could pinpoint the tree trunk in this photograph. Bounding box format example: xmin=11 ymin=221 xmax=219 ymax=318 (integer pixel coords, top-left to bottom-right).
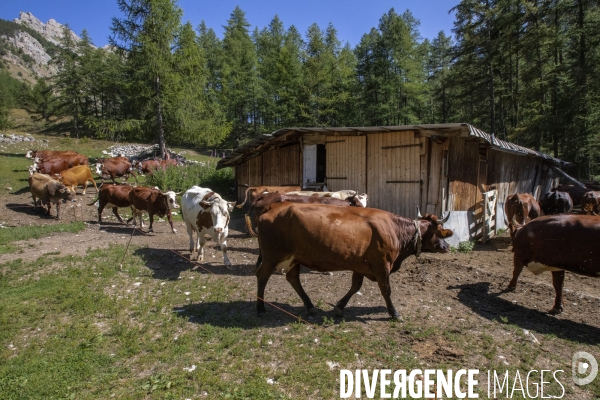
xmin=156 ymin=75 xmax=165 ymax=159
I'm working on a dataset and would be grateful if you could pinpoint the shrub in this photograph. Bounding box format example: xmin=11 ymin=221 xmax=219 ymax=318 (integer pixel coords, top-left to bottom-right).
xmin=145 ymin=163 xmax=235 ymax=200
xmin=450 ymin=241 xmax=475 ymax=254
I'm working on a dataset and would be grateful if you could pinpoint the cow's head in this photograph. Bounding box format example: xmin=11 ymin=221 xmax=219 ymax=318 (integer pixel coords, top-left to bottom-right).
xmin=353 ymin=193 xmax=368 ymax=207
xmin=55 ymin=183 xmax=75 ymax=203
xmin=95 ymin=163 xmax=104 ymax=175
xmin=28 ymin=164 xmax=38 ymax=176
xmin=416 ymin=207 xmax=453 ymax=253
xmin=25 ymin=149 xmax=35 ymax=159
xmin=199 ymin=196 xmax=235 ymax=234
xmin=161 ymin=190 xmax=180 ymax=210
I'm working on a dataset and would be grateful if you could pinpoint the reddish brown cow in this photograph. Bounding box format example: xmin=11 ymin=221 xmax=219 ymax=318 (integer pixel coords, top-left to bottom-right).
xmin=29 ymin=173 xmax=74 ymax=219
xmin=128 ymin=186 xmax=180 ymax=233
xmin=95 ymin=157 xmax=137 ymax=184
xmin=26 ymin=149 xmax=77 ymax=159
xmin=256 ymin=203 xmax=453 ymax=319
xmin=504 ymin=193 xmax=540 ymax=229
xmin=32 ymin=158 xmax=70 ymax=176
xmin=58 ymin=165 xmax=98 ymax=195
xmin=236 ymin=185 xmax=302 ymax=210
xmin=88 ymin=184 xmax=134 ymax=224
xmin=245 ymin=192 xmax=366 ymax=236
xmin=38 ymin=153 xmax=89 ymax=168
xmin=508 ymin=215 xmax=600 ymax=314
xmin=134 ymin=159 xmax=162 ymax=175
xmin=581 ymin=191 xmax=600 ymax=215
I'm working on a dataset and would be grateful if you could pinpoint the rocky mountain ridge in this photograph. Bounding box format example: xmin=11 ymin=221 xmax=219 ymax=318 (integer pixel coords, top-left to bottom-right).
xmin=0 ymin=11 xmax=84 ymax=81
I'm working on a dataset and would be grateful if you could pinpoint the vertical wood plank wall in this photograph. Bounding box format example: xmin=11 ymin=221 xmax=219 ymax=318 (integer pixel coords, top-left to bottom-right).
xmin=447 ymin=138 xmax=480 ymax=212
xmin=367 ymin=131 xmax=422 ymax=217
xmin=234 ymin=133 xmax=560 ymax=225
xmin=325 ymin=136 xmax=367 ymax=193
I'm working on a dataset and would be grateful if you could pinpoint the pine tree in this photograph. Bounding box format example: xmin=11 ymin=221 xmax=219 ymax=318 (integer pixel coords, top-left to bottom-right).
xmin=110 ymin=0 xmax=182 ymax=157
xmin=52 ymin=25 xmax=82 ymax=137
xmin=220 ymin=6 xmax=258 ymax=143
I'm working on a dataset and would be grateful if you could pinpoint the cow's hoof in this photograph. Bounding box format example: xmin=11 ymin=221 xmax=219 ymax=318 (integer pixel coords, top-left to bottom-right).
xmin=547 ymin=307 xmax=563 ymax=315
xmin=506 ymin=285 xmax=517 ymax=292
xmin=333 ymin=306 xmax=344 ymax=318
xmin=307 ymin=307 xmax=318 ymax=315
xmin=172 ymin=229 xmax=177 ymax=234
xmin=390 ymin=314 xmax=403 ymax=322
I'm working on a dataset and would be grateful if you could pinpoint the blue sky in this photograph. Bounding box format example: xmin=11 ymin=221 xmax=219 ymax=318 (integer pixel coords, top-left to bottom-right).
xmin=0 ymin=0 xmax=458 ymax=47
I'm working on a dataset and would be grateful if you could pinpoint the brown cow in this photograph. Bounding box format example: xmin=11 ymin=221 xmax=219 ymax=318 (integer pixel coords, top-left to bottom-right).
xmin=508 ymin=215 xmax=600 ymax=314
xmin=504 ymin=193 xmax=540 ymax=230
xmin=88 ymin=184 xmax=134 ymax=224
xmin=255 ymin=203 xmax=452 ymax=319
xmin=95 ymin=157 xmax=137 ymax=184
xmin=58 ymin=165 xmax=98 ymax=195
xmin=26 ymin=149 xmax=77 ymax=159
xmin=128 ymin=186 xmax=180 ymax=233
xmin=236 ymin=185 xmax=302 ymax=210
xmin=29 ymin=173 xmax=74 ymax=219
xmin=553 ymin=184 xmax=588 ymax=206
xmin=581 ymin=191 xmax=600 ymax=215
xmin=37 ymin=153 xmax=89 ymax=168
xmin=539 ymin=190 xmax=573 ymax=215
xmin=245 ymin=192 xmax=367 ymax=236
xmin=133 ymin=159 xmax=162 ymax=175
xmin=30 ymin=158 xmax=70 ymax=176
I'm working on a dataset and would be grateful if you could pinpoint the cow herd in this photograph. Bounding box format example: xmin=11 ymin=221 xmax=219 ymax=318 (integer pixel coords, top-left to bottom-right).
xmin=21 ymin=148 xmax=599 ymax=320
xmin=504 ymin=187 xmax=600 ymax=315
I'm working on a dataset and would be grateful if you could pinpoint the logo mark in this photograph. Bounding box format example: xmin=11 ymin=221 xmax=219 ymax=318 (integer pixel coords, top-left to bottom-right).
xmin=572 ymin=351 xmax=598 ymax=386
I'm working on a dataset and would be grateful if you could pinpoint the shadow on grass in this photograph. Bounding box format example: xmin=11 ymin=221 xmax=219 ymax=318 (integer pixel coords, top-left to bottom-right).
xmin=174 ymin=300 xmax=391 ymax=328
xmin=450 ymin=282 xmax=600 ymax=345
xmin=132 ymin=247 xmax=257 ymax=280
xmin=4 ymin=202 xmax=51 ymax=217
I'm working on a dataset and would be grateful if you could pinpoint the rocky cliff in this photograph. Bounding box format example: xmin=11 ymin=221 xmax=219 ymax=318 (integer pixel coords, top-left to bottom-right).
xmin=0 ymin=12 xmax=83 ymax=81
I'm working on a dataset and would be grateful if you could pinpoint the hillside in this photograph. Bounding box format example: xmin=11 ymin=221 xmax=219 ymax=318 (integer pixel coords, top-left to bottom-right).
xmin=0 ymin=12 xmax=81 ymax=83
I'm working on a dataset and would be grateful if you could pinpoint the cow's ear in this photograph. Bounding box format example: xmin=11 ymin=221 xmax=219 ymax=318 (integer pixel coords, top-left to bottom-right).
xmin=437 ymin=228 xmax=453 ymax=238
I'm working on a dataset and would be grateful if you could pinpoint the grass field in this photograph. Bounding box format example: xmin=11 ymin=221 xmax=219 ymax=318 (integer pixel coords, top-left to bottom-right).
xmin=1 ymin=125 xmax=599 ymax=399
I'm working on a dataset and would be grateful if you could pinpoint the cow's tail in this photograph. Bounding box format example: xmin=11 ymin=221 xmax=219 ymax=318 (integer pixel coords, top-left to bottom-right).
xmin=87 ymin=194 xmax=100 ymax=206
xmin=236 ymin=187 xmax=253 ymax=209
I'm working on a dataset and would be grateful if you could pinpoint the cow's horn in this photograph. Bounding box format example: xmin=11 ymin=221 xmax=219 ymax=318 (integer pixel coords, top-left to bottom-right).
xmin=175 ymin=191 xmax=182 ymax=195
xmin=416 ymin=205 xmax=423 ymax=219
xmin=438 ymin=211 xmax=451 ymax=224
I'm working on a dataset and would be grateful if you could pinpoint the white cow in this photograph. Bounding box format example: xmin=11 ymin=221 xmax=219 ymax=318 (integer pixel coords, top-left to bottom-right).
xmin=181 ymin=186 xmax=236 ymax=265
xmin=286 ymin=190 xmax=369 ymax=207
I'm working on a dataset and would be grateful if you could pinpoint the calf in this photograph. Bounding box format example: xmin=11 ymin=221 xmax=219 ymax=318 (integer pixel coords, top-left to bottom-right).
xmin=88 ymin=184 xmax=134 ymax=224
xmin=128 ymin=186 xmax=180 ymax=233
xmin=539 ymin=190 xmax=573 ymax=215
xmin=181 ymin=186 xmax=236 ymax=265
xmin=581 ymin=191 xmax=600 ymax=215
xmin=95 ymin=157 xmax=137 ymax=184
xmin=58 ymin=165 xmax=98 ymax=195
xmin=504 ymin=193 xmax=540 ymax=230
xmin=28 ymin=173 xmax=74 ymax=219
xmin=256 ymin=204 xmax=452 ymax=319
xmin=508 ymin=215 xmax=600 ymax=314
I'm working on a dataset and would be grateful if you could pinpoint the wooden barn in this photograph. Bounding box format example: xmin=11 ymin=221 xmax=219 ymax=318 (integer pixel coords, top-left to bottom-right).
xmin=217 ymin=124 xmax=570 ymax=244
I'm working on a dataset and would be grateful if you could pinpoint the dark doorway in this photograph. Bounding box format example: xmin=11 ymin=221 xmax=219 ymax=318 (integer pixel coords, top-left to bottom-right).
xmin=316 ymin=144 xmax=326 ymax=183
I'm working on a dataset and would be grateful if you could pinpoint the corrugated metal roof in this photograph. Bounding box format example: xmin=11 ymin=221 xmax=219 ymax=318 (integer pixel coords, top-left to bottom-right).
xmin=216 ymin=123 xmax=568 ymax=169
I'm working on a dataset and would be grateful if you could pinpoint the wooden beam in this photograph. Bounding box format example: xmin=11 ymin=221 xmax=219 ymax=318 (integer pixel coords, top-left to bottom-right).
xmin=549 ymin=165 xmax=587 ymax=189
